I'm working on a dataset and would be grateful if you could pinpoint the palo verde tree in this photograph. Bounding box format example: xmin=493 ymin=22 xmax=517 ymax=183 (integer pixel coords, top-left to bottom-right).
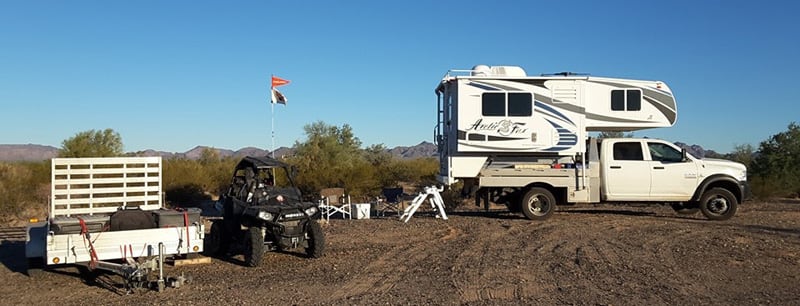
xmin=59 ymin=128 xmax=124 ymax=157
xmin=750 ymin=122 xmax=800 ymax=198
xmin=288 ymin=121 xmax=376 ymax=197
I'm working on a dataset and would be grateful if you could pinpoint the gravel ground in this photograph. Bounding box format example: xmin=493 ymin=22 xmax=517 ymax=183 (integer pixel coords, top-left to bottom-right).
xmin=1 ymin=201 xmax=799 ymax=305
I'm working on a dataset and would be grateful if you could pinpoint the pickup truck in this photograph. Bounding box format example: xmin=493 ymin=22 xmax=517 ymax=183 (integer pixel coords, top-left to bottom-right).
xmin=470 ymin=138 xmax=748 ymax=221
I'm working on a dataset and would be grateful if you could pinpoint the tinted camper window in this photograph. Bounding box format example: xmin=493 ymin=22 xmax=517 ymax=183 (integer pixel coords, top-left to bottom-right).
xmin=611 ymin=90 xmax=625 ymax=111
xmin=611 ymin=89 xmax=641 ymax=111
xmin=627 ymin=90 xmax=641 ymax=111
xmin=508 ymin=93 xmax=532 ymax=116
xmin=482 ymin=93 xmax=505 ymax=116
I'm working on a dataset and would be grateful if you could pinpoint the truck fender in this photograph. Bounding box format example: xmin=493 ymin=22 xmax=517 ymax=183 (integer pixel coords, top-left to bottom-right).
xmin=691 ymin=174 xmax=743 ymax=203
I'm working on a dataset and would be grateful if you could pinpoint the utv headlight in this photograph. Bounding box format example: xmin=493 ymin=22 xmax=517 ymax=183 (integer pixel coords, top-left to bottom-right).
xmin=304 ymin=206 xmax=318 ymax=216
xmin=257 ymin=211 xmax=274 ymax=221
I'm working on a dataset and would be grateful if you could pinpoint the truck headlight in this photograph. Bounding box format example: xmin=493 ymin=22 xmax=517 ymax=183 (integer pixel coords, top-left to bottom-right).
xmin=304 ymin=207 xmax=318 ymax=216
xmin=739 ymin=170 xmax=747 ymax=181
xmin=257 ymin=211 xmax=274 ymax=221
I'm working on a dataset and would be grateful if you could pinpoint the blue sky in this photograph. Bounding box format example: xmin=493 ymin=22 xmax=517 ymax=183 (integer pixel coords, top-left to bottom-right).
xmin=1 ymin=0 xmax=798 ymax=154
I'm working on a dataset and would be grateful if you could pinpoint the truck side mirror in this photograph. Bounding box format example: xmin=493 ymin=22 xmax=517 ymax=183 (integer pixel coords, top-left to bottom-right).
xmin=681 ymin=148 xmax=688 ymax=162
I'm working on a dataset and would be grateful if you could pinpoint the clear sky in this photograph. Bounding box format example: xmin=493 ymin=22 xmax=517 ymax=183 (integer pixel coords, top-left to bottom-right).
xmin=1 ymin=0 xmax=798 ymax=154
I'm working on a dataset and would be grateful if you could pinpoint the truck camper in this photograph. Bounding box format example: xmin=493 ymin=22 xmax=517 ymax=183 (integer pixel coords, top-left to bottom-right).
xmin=434 ymin=65 xmax=746 ymax=221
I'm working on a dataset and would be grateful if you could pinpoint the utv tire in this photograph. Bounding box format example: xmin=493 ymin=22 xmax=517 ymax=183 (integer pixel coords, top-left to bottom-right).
xmin=671 ymin=203 xmax=700 ymax=215
xmin=205 ymin=220 xmax=228 ymax=256
xmin=244 ymin=227 xmax=265 ymax=267
xmin=520 ymin=187 xmax=556 ymax=221
xmin=305 ymin=220 xmax=325 ymax=258
xmin=699 ymin=188 xmax=738 ymax=221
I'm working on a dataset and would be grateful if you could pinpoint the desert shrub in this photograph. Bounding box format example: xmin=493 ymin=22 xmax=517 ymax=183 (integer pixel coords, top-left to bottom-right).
xmin=0 ymin=161 xmax=50 ymax=223
xmin=750 ymin=122 xmax=800 ymax=198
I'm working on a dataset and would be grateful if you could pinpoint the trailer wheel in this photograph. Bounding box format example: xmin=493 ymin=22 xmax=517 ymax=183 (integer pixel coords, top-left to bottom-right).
xmin=26 ymin=257 xmax=45 ymax=277
xmin=520 ymin=187 xmax=556 ymax=220
xmin=244 ymin=227 xmax=265 ymax=267
xmin=205 ymin=220 xmax=228 ymax=256
xmin=699 ymin=188 xmax=738 ymax=221
xmin=305 ymin=220 xmax=325 ymax=258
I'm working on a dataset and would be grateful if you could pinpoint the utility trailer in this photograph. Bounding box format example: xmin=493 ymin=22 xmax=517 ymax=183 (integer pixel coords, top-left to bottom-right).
xmin=435 ymin=65 xmax=747 ymax=220
xmin=25 ymin=157 xmax=205 ymax=291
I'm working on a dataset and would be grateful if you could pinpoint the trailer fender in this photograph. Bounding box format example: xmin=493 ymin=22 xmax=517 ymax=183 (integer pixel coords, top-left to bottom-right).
xmin=25 ymin=222 xmax=48 ymax=259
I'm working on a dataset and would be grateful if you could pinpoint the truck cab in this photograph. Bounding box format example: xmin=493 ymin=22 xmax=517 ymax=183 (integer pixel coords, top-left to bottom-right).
xmin=599 ymin=138 xmax=748 ymax=220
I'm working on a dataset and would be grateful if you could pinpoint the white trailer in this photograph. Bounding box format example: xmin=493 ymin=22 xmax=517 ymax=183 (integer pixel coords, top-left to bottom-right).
xmin=25 ymin=157 xmax=205 ymax=291
xmin=434 ymin=65 xmax=747 ymax=220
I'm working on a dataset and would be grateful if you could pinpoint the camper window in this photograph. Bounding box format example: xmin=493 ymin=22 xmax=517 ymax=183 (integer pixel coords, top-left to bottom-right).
xmin=508 ymin=93 xmax=532 ymax=116
xmin=482 ymin=93 xmax=505 ymax=116
xmin=611 ymin=89 xmax=642 ymax=111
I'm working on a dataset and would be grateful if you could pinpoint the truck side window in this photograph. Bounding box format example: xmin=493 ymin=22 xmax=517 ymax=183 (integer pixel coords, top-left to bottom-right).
xmin=648 ymin=142 xmax=683 ymax=162
xmin=613 ymin=142 xmax=644 ymax=161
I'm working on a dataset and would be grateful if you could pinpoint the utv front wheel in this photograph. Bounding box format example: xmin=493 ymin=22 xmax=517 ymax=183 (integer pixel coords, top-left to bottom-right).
xmin=205 ymin=220 xmax=228 ymax=256
xmin=305 ymin=220 xmax=325 ymax=258
xmin=699 ymin=188 xmax=738 ymax=221
xmin=520 ymin=187 xmax=556 ymax=220
xmin=244 ymin=227 xmax=265 ymax=267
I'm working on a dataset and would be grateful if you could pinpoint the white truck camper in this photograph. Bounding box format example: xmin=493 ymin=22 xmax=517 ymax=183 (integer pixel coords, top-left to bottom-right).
xmin=434 ymin=65 xmax=748 ymax=221
xmin=25 ymin=157 xmax=205 ymax=292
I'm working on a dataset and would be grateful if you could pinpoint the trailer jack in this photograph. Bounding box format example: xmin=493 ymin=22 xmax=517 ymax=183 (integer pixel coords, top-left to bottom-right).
xmin=90 ymin=243 xmax=192 ymax=293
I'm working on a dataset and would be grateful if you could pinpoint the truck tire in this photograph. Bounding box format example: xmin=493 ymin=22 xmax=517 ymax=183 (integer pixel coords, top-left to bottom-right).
xmin=520 ymin=187 xmax=556 ymax=220
xmin=244 ymin=227 xmax=264 ymax=267
xmin=305 ymin=220 xmax=325 ymax=258
xmin=699 ymin=188 xmax=738 ymax=221
xmin=205 ymin=220 xmax=228 ymax=256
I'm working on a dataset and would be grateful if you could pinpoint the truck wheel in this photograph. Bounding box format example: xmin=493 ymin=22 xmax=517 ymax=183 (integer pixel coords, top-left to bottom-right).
xmin=699 ymin=188 xmax=738 ymax=221
xmin=520 ymin=187 xmax=556 ymax=220
xmin=205 ymin=220 xmax=228 ymax=256
xmin=244 ymin=227 xmax=264 ymax=267
xmin=671 ymin=203 xmax=699 ymax=215
xmin=305 ymin=220 xmax=325 ymax=258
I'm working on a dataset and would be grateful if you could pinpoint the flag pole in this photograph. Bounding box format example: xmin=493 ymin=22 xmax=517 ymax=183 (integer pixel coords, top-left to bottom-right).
xmin=271 ymin=74 xmax=275 ymax=159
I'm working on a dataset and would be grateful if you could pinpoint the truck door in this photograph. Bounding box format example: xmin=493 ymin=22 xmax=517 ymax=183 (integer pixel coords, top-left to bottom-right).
xmin=646 ymin=142 xmax=698 ymax=200
xmin=604 ymin=141 xmax=651 ymax=200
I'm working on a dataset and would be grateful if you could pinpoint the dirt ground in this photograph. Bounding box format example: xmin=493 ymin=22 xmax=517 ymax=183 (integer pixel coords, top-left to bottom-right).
xmin=1 ymin=200 xmax=799 ymax=305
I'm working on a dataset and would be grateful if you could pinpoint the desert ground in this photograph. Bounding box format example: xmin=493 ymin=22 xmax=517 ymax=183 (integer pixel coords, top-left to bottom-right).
xmin=1 ymin=200 xmax=799 ymax=305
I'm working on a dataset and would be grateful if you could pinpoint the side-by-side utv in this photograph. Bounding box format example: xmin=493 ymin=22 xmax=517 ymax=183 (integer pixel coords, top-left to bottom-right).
xmin=205 ymin=156 xmax=325 ymax=266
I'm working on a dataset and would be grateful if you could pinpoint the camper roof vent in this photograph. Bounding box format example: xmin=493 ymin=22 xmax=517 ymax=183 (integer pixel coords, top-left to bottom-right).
xmin=470 ymin=65 xmax=527 ymax=77
xmin=491 ymin=66 xmax=527 ymax=77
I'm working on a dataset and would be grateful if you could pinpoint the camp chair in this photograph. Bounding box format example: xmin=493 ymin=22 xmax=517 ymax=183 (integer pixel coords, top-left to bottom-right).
xmin=318 ymin=187 xmax=351 ymax=221
xmin=377 ymin=187 xmax=405 ymax=217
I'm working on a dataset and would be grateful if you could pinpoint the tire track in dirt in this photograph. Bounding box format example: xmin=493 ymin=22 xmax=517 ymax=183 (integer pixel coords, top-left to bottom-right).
xmin=450 ymin=218 xmax=558 ymax=303
xmin=327 ymin=222 xmax=461 ymax=301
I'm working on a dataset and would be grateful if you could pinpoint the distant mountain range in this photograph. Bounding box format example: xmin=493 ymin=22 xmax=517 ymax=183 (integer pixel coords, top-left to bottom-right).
xmin=0 ymin=141 xmax=438 ymax=162
xmin=0 ymin=141 xmax=721 ymax=162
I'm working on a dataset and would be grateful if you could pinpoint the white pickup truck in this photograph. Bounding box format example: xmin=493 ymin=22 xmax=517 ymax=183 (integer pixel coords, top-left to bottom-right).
xmin=469 ymin=137 xmax=748 ymax=221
